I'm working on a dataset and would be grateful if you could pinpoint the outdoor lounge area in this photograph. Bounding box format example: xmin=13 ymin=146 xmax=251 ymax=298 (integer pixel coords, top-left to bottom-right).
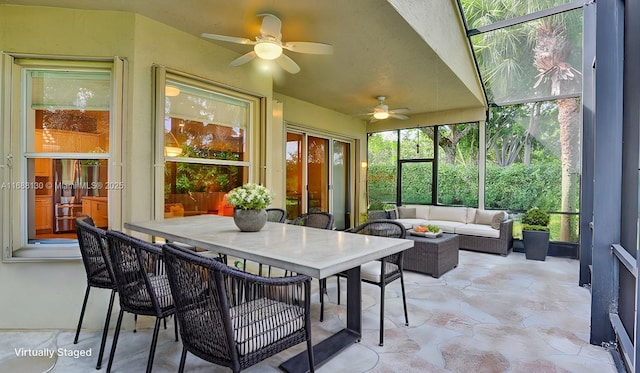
xmin=0 ymin=250 xmax=617 ymax=372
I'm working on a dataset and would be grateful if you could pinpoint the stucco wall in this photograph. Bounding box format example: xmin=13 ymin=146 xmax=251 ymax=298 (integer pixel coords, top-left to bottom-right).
xmin=0 ymin=5 xmax=369 ymax=329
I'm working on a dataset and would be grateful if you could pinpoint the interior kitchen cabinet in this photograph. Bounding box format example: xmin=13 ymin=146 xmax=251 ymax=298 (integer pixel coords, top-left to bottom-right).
xmin=82 ymin=196 xmax=108 ymax=228
xmin=34 ymin=196 xmax=53 ymax=233
xmin=34 ymin=158 xmax=53 ymax=234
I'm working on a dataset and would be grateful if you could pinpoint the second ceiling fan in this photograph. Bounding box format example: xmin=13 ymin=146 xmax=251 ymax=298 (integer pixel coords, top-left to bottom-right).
xmin=201 ymin=13 xmax=333 ymax=74
xmin=363 ymin=96 xmax=410 ymax=123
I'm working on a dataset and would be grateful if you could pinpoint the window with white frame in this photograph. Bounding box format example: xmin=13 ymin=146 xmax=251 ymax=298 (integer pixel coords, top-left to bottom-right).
xmin=154 ymin=68 xmax=258 ymax=219
xmin=1 ymin=55 xmax=123 ymax=260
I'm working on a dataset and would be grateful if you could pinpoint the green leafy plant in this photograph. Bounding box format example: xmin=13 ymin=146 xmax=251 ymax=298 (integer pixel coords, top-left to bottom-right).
xmin=226 ymin=183 xmax=273 ymax=210
xmin=521 ymin=207 xmax=550 ymax=232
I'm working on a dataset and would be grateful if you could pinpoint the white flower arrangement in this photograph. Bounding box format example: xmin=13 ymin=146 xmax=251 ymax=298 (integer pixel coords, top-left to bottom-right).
xmin=226 ymin=183 xmax=273 ymax=210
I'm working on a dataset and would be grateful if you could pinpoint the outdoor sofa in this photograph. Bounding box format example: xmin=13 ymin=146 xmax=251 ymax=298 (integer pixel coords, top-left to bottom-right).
xmin=369 ymin=205 xmax=513 ymax=256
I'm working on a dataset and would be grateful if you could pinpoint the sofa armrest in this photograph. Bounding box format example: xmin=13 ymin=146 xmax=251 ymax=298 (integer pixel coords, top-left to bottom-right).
xmin=499 ymin=219 xmax=514 ymax=241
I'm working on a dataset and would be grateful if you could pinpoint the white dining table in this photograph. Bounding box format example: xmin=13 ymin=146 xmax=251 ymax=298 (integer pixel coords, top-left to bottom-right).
xmin=124 ymin=214 xmax=413 ymax=373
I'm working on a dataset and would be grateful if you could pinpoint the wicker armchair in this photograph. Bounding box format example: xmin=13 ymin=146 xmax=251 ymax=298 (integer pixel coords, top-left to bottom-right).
xmin=266 ymin=208 xmax=287 ymax=223
xmin=74 ymin=216 xmax=116 ymax=370
xmin=162 ymin=243 xmax=315 ymax=373
xmin=334 ymin=219 xmax=409 ymax=346
xmin=105 ymin=230 xmax=178 ymax=373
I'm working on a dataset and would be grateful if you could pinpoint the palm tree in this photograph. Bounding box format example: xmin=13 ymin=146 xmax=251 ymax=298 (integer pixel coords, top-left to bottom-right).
xmin=462 ymin=0 xmax=582 ymax=241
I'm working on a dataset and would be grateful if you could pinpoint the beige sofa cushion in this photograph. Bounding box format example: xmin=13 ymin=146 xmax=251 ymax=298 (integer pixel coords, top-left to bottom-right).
xmin=466 ymin=208 xmax=477 ymax=224
xmin=429 ymin=206 xmax=468 ymax=223
xmin=414 ymin=205 xmax=430 ymax=219
xmin=397 ymin=207 xmax=416 ymax=219
xmin=455 ymin=223 xmax=500 ymax=238
xmin=475 ymin=210 xmax=506 ymax=229
xmin=425 ymin=220 xmax=465 ymax=233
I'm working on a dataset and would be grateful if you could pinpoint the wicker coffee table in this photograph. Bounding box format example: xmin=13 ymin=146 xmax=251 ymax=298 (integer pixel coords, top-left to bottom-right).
xmin=403 ymin=233 xmax=459 ymax=278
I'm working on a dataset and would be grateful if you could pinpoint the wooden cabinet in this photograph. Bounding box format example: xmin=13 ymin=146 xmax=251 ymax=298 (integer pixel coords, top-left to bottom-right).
xmin=35 ymin=196 xmax=53 ymax=232
xmin=82 ymin=197 xmax=108 ymax=228
xmin=34 ymin=158 xmax=51 ymax=177
xmin=34 ymin=128 xmax=101 ymax=153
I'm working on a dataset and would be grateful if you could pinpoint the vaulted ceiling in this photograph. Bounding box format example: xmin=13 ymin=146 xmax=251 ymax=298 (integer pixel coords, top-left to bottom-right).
xmin=2 ymin=0 xmax=486 ymax=122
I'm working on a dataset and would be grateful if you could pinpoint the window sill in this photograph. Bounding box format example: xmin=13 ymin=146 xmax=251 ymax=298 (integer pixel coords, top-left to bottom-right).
xmin=5 ymin=245 xmax=82 ymax=262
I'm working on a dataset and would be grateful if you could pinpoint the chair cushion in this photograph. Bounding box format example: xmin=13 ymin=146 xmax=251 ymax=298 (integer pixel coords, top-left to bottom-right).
xmin=149 ymin=274 xmax=174 ymax=310
xmin=454 ymin=223 xmax=500 ymax=238
xmin=231 ymin=297 xmax=304 ymax=355
xmin=360 ymin=260 xmax=398 ymax=283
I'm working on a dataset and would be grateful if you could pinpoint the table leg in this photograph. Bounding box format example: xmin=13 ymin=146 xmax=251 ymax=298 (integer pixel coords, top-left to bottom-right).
xmin=279 ymin=266 xmax=362 ymax=373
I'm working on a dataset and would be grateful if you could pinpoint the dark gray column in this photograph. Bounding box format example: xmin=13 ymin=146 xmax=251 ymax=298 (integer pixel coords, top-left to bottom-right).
xmin=579 ymin=1 xmax=596 ymax=287
xmin=590 ymin=0 xmax=624 ymax=345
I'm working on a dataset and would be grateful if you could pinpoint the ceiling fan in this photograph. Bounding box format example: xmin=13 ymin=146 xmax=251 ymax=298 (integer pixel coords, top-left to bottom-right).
xmin=362 ymin=96 xmax=410 ymax=123
xmin=201 ymin=13 xmax=333 ymax=74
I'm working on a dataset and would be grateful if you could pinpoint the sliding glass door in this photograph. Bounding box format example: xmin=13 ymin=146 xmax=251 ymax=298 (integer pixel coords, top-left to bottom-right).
xmin=285 ymin=130 xmax=352 ymax=230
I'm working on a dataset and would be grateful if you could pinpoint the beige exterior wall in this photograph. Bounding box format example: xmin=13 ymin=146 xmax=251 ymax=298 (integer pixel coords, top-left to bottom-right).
xmin=0 ymin=5 xmax=363 ymax=329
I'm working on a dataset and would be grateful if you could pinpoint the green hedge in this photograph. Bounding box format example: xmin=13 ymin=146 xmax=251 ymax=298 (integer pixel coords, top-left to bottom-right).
xmin=368 ymin=160 xmax=562 ymax=212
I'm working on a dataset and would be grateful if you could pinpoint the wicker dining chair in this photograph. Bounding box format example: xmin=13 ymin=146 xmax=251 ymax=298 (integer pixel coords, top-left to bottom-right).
xmin=105 ymin=230 xmax=178 ymax=373
xmin=333 ymin=219 xmax=409 ymax=346
xmin=74 ymin=216 xmax=116 ymax=370
xmin=266 ymin=207 xmax=287 ymax=223
xmin=289 ymin=212 xmax=334 ymax=229
xmin=162 ymin=243 xmax=315 ymax=373
xmin=288 ymin=212 xmax=335 ymax=321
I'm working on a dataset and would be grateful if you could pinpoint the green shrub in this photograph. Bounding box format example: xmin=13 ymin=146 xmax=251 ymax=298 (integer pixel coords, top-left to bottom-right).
xmin=522 ymin=207 xmax=550 ymax=231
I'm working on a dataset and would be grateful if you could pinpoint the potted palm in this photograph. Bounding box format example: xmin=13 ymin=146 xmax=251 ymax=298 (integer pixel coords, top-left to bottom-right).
xmin=521 ymin=207 xmax=550 ymax=261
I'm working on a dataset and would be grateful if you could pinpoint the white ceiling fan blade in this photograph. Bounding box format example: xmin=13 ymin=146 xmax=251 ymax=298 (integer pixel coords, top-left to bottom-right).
xmin=201 ymin=33 xmax=255 ymax=45
xmin=390 ymin=113 xmax=410 ymax=120
xmin=283 ymin=42 xmax=334 ymax=55
xmin=275 ymin=54 xmax=301 ymax=74
xmin=390 ymin=107 xmax=410 ymax=114
xmin=230 ymin=51 xmax=257 ymax=67
xmin=369 ymin=117 xmax=379 ymax=123
xmin=257 ymin=13 xmax=282 ymax=38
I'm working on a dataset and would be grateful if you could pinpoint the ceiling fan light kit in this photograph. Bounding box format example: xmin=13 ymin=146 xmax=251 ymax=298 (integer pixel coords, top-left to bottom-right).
xmin=373 ymin=111 xmax=390 ymax=120
xmin=254 ymin=40 xmax=283 ymax=60
xmin=201 ymin=13 xmax=333 ymax=74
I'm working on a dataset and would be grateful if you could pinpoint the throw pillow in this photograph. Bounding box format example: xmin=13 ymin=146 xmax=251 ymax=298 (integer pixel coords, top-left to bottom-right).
xmin=490 ymin=211 xmax=506 ymax=229
xmin=397 ymin=207 xmax=416 ymax=219
xmin=475 ymin=210 xmax=494 ymax=226
xmin=476 ymin=210 xmax=506 ymax=229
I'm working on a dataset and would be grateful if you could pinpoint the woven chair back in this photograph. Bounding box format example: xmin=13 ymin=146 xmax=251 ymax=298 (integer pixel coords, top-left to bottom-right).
xmin=106 ymin=230 xmax=171 ymax=316
xmin=290 ymin=212 xmax=334 ymax=230
xmin=76 ymin=217 xmax=114 ymax=289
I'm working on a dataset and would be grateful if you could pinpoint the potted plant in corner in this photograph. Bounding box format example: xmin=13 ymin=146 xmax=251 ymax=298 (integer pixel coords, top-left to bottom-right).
xmin=521 ymin=207 xmax=551 ymax=261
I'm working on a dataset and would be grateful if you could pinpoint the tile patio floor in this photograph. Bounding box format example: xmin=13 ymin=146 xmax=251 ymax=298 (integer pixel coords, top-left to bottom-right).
xmin=0 ymin=250 xmax=618 ymax=372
